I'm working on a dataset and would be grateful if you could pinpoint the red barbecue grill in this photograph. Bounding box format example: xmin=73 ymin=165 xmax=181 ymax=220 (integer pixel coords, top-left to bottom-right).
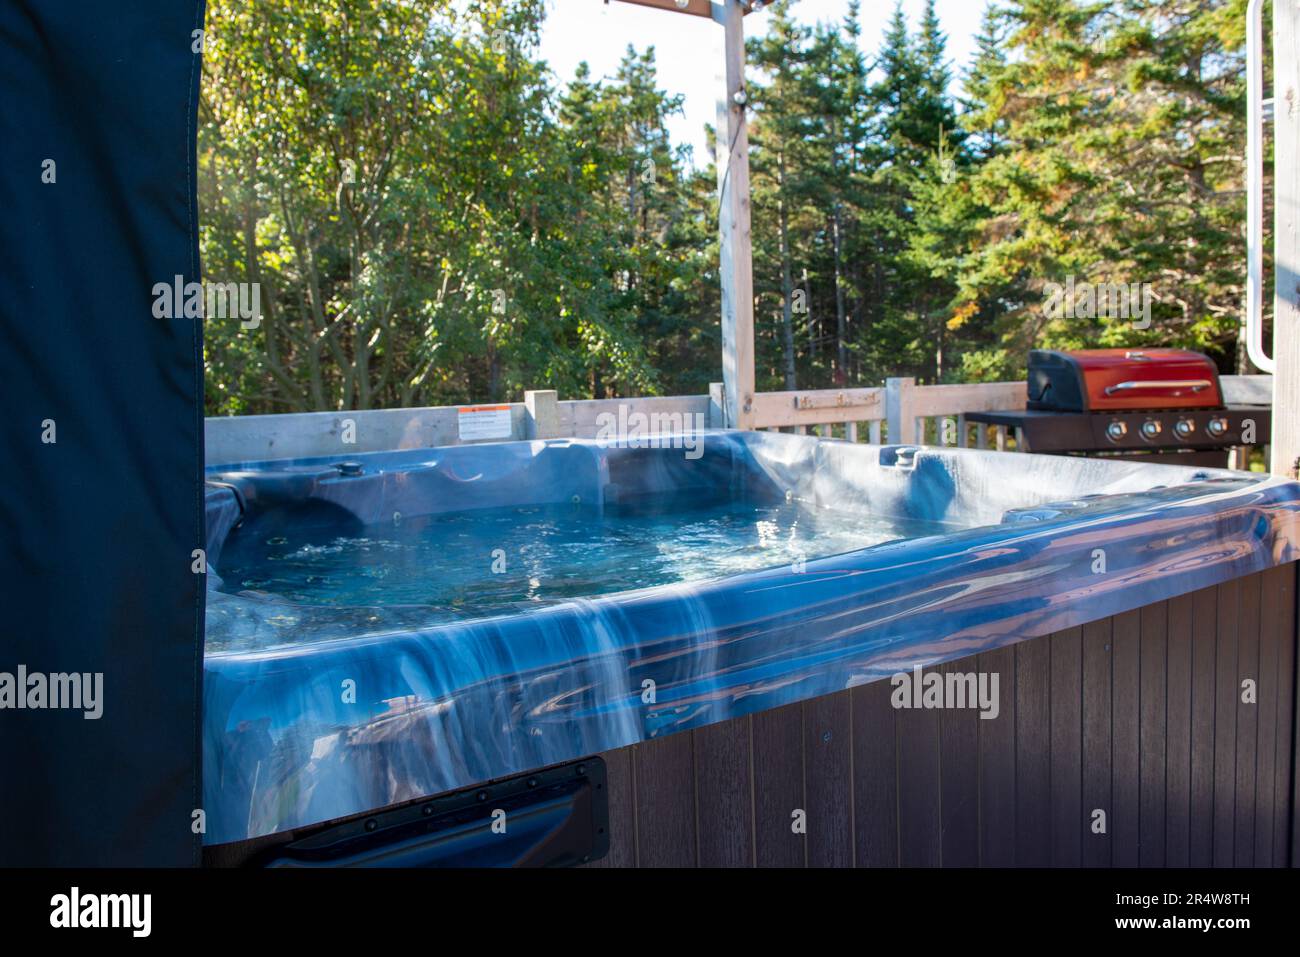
xmin=966 ymin=348 xmax=1271 ymax=468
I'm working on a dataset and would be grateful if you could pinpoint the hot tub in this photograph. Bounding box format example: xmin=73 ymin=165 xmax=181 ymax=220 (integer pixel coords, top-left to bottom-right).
xmin=201 ymin=431 xmax=1300 ymax=846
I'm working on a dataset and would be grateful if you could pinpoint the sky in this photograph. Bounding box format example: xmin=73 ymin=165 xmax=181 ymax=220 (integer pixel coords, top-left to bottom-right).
xmin=537 ymin=0 xmax=987 ymax=166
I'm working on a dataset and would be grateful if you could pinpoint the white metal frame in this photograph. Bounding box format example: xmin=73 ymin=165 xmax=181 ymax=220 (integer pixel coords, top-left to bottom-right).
xmin=1246 ymin=0 xmax=1275 ymax=374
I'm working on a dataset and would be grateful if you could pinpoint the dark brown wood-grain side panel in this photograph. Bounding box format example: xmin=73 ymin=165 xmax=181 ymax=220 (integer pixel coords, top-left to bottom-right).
xmin=852 ymin=678 xmax=898 ymax=867
xmin=587 ymin=567 xmax=1295 ymax=869
xmin=633 ymin=733 xmax=696 ymax=867
xmin=693 ymin=717 xmax=753 ymax=867
xmin=584 ymin=746 xmax=635 ymax=868
xmin=1016 ymin=637 xmax=1052 ymax=866
xmin=1273 ymin=563 xmax=1297 ymax=865
xmin=1234 ymin=572 xmax=1261 ymax=867
xmin=1253 ymin=569 xmax=1279 ymax=866
xmin=977 ymin=645 xmax=1017 ymax=866
xmin=1082 ymin=619 xmax=1113 ymax=867
xmin=1139 ymin=602 xmax=1168 ymax=867
xmin=1213 ymin=578 xmax=1240 ymax=867
xmin=939 ymin=660 xmax=981 ymax=867
xmin=751 ymin=702 xmax=804 ymax=866
xmin=1050 ymin=628 xmax=1083 ymax=867
xmin=897 ymin=670 xmax=943 ymax=867
xmin=1111 ymin=610 xmax=1141 ymax=867
xmin=804 ymin=691 xmax=854 ymax=867
xmin=1165 ymin=592 xmax=1194 ymax=867
xmin=1189 ymin=585 xmax=1219 ymax=867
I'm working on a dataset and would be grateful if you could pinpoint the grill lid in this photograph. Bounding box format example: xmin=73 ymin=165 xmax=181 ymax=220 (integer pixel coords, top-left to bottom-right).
xmin=1027 ymin=348 xmax=1224 ymax=412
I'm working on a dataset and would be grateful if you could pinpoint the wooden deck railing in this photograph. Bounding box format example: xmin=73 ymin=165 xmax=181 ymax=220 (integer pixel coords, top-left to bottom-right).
xmin=742 ymin=377 xmax=1030 ymax=449
xmin=205 ymin=375 xmax=1273 ymax=466
xmin=744 ymin=375 xmax=1270 ymax=462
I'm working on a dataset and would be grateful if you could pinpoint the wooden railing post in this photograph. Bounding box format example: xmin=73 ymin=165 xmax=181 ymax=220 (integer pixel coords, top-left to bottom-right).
xmin=524 ymin=389 xmax=562 ymax=439
xmin=886 ymin=377 xmax=916 ymax=445
xmin=708 ymin=382 xmax=728 ymax=429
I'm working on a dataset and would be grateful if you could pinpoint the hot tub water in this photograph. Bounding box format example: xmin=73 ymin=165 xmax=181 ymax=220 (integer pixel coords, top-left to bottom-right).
xmin=215 ymin=493 xmax=959 ymax=618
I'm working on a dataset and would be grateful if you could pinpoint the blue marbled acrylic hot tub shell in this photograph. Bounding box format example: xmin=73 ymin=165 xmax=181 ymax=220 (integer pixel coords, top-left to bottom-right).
xmin=201 ymin=431 xmax=1300 ymax=844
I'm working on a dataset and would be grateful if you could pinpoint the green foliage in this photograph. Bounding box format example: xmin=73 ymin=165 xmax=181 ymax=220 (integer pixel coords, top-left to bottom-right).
xmin=955 ymin=0 xmax=1250 ymax=380
xmin=200 ymin=0 xmax=712 ymax=413
xmin=200 ymin=0 xmax=1254 ymax=414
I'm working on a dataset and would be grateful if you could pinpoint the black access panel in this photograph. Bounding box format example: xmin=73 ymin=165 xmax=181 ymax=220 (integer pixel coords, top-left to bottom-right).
xmin=0 ymin=2 xmax=208 ymax=865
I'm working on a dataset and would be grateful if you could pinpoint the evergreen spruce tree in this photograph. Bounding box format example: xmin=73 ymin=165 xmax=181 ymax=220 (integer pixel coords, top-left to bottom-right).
xmin=748 ymin=2 xmax=816 ymax=389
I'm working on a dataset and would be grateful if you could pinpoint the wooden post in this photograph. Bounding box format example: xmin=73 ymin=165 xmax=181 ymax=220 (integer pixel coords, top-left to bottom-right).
xmin=714 ymin=0 xmax=756 ymax=429
xmin=524 ymin=389 xmax=562 ymax=439
xmin=708 ymin=381 xmax=727 ymax=428
xmin=886 ymin=377 xmax=916 ymax=445
xmin=1274 ymin=0 xmax=1300 ymax=479
xmin=1274 ymin=9 xmax=1300 ymax=862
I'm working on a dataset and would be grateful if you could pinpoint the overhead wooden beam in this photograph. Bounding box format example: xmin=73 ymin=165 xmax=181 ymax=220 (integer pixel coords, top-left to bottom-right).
xmin=1274 ymin=0 xmax=1300 ymax=479
xmin=606 ymin=0 xmax=754 ymax=18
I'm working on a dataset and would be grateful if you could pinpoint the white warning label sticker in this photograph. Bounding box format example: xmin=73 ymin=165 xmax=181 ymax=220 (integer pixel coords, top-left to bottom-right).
xmin=457 ymin=404 xmax=513 ymax=441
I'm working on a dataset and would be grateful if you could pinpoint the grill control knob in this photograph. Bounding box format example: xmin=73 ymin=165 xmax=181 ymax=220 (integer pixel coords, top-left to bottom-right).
xmin=1106 ymin=421 xmax=1128 ymax=441
xmin=1206 ymin=418 xmax=1228 ymax=438
xmin=1174 ymin=419 xmax=1195 ymax=439
xmin=1140 ymin=420 xmax=1162 ymax=440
